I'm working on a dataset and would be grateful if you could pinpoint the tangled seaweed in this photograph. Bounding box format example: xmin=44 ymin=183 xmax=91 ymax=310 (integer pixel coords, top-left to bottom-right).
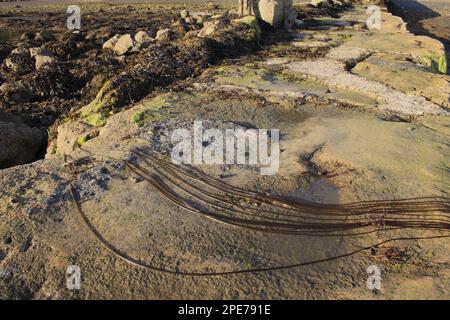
xmin=69 ymin=149 xmax=450 ymax=276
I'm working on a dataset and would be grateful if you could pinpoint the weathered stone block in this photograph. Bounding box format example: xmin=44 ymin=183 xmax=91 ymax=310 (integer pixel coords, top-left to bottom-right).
xmin=238 ymin=0 xmax=296 ymax=30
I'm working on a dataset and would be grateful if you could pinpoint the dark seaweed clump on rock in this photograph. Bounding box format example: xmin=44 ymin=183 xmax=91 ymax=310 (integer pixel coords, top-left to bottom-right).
xmin=0 ymin=18 xmax=259 ymax=131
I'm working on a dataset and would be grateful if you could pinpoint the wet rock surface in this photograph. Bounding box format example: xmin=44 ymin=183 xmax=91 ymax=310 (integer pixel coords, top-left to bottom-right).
xmin=0 ymin=1 xmax=449 ymax=300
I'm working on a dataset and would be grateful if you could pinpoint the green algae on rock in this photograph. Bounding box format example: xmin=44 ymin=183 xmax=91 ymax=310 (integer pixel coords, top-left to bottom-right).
xmin=233 ymin=16 xmax=262 ymax=45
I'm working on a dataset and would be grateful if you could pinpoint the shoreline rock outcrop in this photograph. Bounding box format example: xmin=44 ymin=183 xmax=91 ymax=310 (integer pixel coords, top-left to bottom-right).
xmin=0 ymin=0 xmax=449 ymax=301
xmin=0 ymin=111 xmax=44 ymax=169
xmin=239 ymin=0 xmax=297 ymax=30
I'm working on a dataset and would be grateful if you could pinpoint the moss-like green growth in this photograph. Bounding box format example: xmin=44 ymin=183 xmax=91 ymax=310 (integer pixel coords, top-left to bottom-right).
xmin=132 ymin=109 xmax=169 ymax=127
xmin=75 ymin=131 xmax=99 ymax=147
xmin=80 ymin=81 xmax=116 ymax=116
xmin=83 ymin=113 xmax=107 ymax=127
xmin=76 ymin=135 xmax=89 ymax=146
xmin=215 ymin=66 xmax=228 ymax=74
xmin=421 ymin=53 xmax=448 ymax=74
xmin=79 ymin=80 xmax=117 ymax=127
xmin=131 ymin=94 xmax=174 ymax=127
xmin=329 ymin=33 xmax=353 ymax=46
xmin=212 ymin=65 xmax=273 ymax=88
xmin=337 ymin=34 xmax=352 ymax=42
xmin=49 ymin=144 xmax=59 ymax=156
xmin=234 ymin=16 xmax=261 ymax=45
xmin=432 ymin=53 xmax=447 ymax=74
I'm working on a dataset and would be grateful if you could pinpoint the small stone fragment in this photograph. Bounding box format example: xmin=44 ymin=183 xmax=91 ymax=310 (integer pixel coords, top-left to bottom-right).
xmin=155 ymin=29 xmax=173 ymax=41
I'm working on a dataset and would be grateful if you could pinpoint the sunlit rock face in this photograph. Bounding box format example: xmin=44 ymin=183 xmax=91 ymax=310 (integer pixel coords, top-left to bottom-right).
xmin=239 ymin=0 xmax=295 ymax=29
xmin=258 ymin=0 xmax=285 ymax=28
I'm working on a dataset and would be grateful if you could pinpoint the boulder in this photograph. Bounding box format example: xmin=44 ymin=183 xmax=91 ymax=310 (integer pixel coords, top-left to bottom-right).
xmin=185 ymin=30 xmax=200 ymax=39
xmin=4 ymin=52 xmax=34 ymax=73
xmin=258 ymin=0 xmax=293 ymax=29
xmin=134 ymin=31 xmax=153 ymax=45
xmin=155 ymin=29 xmax=173 ymax=42
xmin=0 ymin=111 xmax=44 ymax=169
xmin=206 ymin=2 xmax=219 ymax=10
xmin=171 ymin=19 xmax=190 ymax=34
xmin=195 ymin=15 xmax=206 ymax=24
xmin=29 ymin=47 xmax=52 ymax=58
xmin=266 ymin=0 xmax=285 ymax=20
xmin=239 ymin=0 xmax=295 ymax=30
xmin=35 ymin=54 xmax=56 ymax=70
xmin=191 ymin=11 xmax=211 ymax=23
xmin=197 ymin=21 xmax=221 ymax=38
xmin=113 ymin=34 xmax=134 ymax=55
xmin=102 ymin=34 xmax=121 ymax=50
xmin=376 ymin=11 xmax=409 ymax=33
xmin=180 ymin=9 xmax=190 ymax=19
xmin=184 ymin=17 xmax=195 ymax=24
xmin=232 ymin=16 xmax=261 ymax=43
